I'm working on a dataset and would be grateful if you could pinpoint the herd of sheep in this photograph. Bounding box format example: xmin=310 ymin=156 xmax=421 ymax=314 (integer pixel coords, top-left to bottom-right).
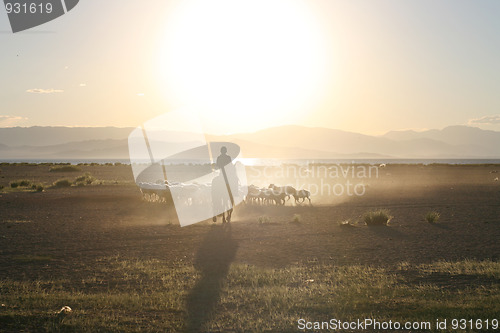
xmin=138 ymin=181 xmax=212 ymax=205
xmin=137 ymin=181 xmax=311 ymax=206
xmin=246 ymin=184 xmax=311 ymax=205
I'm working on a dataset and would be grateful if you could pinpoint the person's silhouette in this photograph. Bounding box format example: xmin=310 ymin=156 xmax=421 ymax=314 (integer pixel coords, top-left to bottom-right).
xmin=216 ymin=146 xmax=232 ymax=169
xmin=215 ymin=146 xmax=238 ymax=206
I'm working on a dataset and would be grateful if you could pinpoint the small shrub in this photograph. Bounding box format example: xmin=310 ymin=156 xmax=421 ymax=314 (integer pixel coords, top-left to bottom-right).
xmin=425 ymin=211 xmax=440 ymax=223
xmin=258 ymin=216 xmax=271 ymax=224
xmin=364 ymin=209 xmax=392 ymax=226
xmin=74 ymin=172 xmax=95 ymax=185
xmin=52 ymin=179 xmax=72 ymax=188
xmin=30 ymin=183 xmax=44 ymax=192
xmin=74 ymin=175 xmax=86 ymax=182
xmin=49 ymin=165 xmax=81 ymax=172
xmin=0 ymin=185 xmax=4 ymax=190
xmin=18 ymin=179 xmax=31 ymax=187
xmin=291 ymin=214 xmax=302 ymax=223
xmin=10 ymin=179 xmax=32 ymax=188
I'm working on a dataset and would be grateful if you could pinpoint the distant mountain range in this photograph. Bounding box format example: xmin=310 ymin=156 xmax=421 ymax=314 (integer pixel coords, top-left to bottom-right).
xmin=0 ymin=126 xmax=132 ymax=147
xmin=0 ymin=125 xmax=499 ymax=160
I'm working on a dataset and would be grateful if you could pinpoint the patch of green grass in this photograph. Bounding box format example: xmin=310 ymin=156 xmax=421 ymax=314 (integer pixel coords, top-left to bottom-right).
xmin=51 ymin=179 xmax=72 ymax=188
xmin=74 ymin=175 xmax=87 ymax=183
xmin=425 ymin=211 xmax=440 ymax=223
xmin=291 ymin=214 xmax=302 ymax=224
xmin=49 ymin=165 xmax=81 ymax=173
xmin=10 ymin=179 xmax=32 ymax=188
xmin=418 ymin=259 xmax=500 ymax=278
xmin=74 ymin=172 xmax=96 ymax=185
xmin=18 ymin=179 xmax=31 ymax=187
xmin=0 ymin=258 xmax=498 ymax=332
xmin=257 ymin=215 xmax=271 ymax=224
xmin=6 ymin=180 xmax=44 ymax=192
xmin=364 ymin=209 xmax=392 ymax=226
xmin=34 ymin=184 xmax=44 ymax=192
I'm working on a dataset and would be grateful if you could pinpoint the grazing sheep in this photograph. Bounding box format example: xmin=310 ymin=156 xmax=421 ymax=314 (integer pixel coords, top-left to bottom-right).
xmin=157 ymin=187 xmax=172 ymax=203
xmin=269 ymin=189 xmax=287 ymax=205
xmin=268 ymin=184 xmax=297 ymax=202
xmin=242 ymin=184 xmax=310 ymax=206
xmin=259 ymin=188 xmax=273 ymax=205
xmin=138 ymin=182 xmax=166 ymax=202
xmin=494 ymin=177 xmax=499 ymax=182
xmin=293 ymin=189 xmax=311 ymax=204
xmin=245 ymin=185 xmax=262 ymax=204
xmin=139 ymin=187 xmax=154 ymax=201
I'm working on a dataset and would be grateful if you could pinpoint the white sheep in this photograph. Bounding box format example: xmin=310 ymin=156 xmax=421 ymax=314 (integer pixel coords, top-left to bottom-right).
xmin=269 ymin=184 xmax=297 ymax=202
xmin=293 ymin=189 xmax=311 ymax=204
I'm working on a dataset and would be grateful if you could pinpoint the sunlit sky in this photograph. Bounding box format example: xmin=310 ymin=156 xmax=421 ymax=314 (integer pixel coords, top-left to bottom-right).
xmin=1 ymin=0 xmax=500 ymax=135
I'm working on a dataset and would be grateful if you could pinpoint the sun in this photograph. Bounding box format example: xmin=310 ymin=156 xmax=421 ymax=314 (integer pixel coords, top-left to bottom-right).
xmin=157 ymin=0 xmax=327 ymax=133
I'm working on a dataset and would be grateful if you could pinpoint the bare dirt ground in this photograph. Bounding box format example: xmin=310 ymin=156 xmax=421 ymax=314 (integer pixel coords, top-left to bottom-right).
xmin=1 ymin=163 xmax=499 ymax=284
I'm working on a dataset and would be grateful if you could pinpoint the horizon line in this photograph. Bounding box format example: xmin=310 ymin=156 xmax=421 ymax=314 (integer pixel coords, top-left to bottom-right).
xmin=0 ymin=124 xmax=494 ymax=137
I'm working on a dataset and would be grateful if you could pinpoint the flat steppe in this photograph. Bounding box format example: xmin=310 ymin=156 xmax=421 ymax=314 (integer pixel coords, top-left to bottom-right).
xmin=0 ymin=163 xmax=499 ymax=332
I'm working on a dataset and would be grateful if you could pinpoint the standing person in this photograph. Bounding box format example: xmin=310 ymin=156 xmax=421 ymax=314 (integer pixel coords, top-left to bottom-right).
xmin=211 ymin=146 xmax=239 ymax=223
xmin=215 ymin=146 xmax=239 ymax=206
xmin=216 ymin=146 xmax=232 ymax=170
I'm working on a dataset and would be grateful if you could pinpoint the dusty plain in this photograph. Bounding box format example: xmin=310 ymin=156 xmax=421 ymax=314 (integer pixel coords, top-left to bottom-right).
xmin=0 ymin=163 xmax=499 ymax=332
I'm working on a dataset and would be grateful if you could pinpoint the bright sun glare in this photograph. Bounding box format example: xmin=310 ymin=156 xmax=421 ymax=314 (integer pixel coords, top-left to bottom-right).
xmin=158 ymin=0 xmax=327 ymax=133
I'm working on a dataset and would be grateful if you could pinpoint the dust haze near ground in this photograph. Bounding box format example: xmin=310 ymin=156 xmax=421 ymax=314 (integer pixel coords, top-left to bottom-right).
xmin=1 ymin=162 xmax=499 ymax=272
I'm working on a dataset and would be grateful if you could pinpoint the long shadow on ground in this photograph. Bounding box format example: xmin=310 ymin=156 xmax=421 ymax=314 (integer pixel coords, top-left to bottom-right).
xmin=185 ymin=223 xmax=238 ymax=332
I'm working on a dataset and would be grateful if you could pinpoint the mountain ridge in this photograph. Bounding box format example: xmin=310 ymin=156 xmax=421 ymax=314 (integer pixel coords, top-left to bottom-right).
xmin=0 ymin=125 xmax=499 ymax=159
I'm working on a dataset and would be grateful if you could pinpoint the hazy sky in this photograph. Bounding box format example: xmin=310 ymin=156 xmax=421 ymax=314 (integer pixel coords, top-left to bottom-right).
xmin=1 ymin=0 xmax=499 ymax=135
